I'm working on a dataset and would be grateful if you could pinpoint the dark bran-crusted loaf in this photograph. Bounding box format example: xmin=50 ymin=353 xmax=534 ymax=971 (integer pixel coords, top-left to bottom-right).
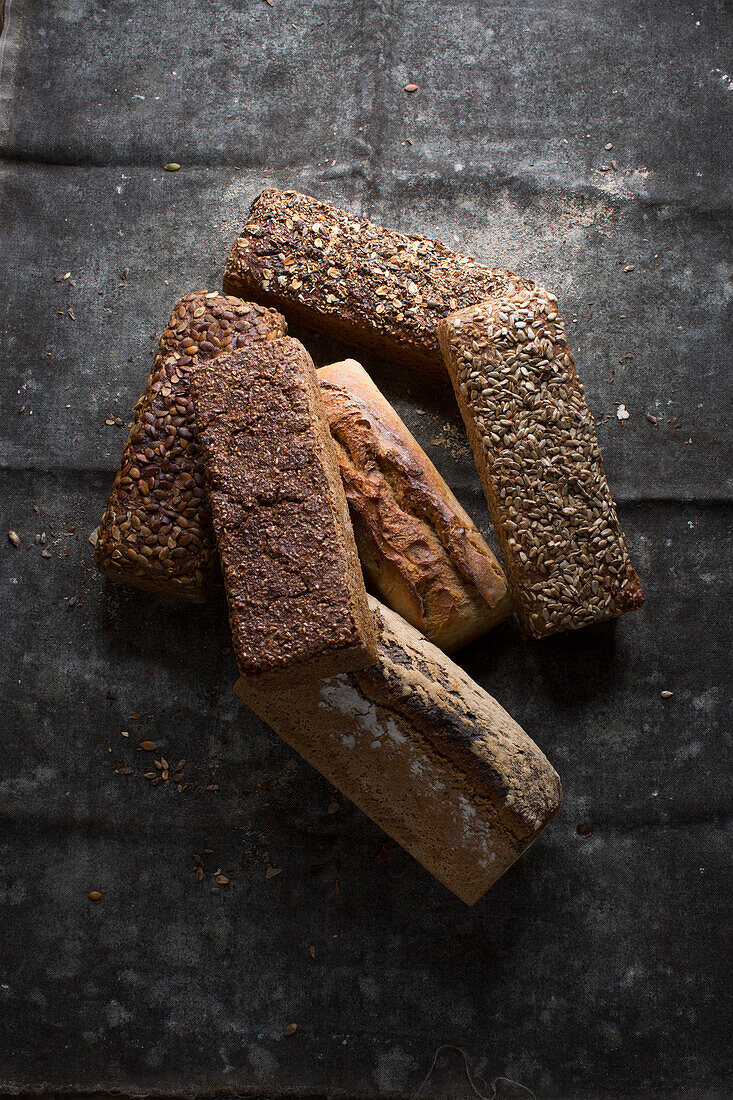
xmin=190 ymin=336 xmax=378 ymax=686
xmin=438 ymin=286 xmax=644 ymax=638
xmin=317 ymin=358 xmax=513 ymax=651
xmin=236 ymin=595 xmax=563 ymax=905
xmin=95 ymin=291 xmax=286 ymax=601
xmin=223 ymin=189 xmax=534 ymax=378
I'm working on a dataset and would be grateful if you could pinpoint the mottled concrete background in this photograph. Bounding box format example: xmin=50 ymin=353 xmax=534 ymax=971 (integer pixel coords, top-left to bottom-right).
xmin=0 ymin=1 xmax=731 ymax=1097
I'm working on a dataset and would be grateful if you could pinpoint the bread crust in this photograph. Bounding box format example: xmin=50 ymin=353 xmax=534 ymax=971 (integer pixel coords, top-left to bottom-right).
xmin=95 ymin=291 xmax=286 ymax=601
xmin=223 ymin=189 xmax=533 ymax=379
xmin=317 ymin=359 xmax=513 ymax=651
xmin=191 ymin=337 xmax=377 ymax=687
xmin=236 ymin=596 xmax=562 ymax=905
xmin=438 ymin=288 xmax=644 ymax=637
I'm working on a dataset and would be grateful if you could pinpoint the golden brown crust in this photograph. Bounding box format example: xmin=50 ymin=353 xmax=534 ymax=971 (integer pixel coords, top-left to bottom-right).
xmin=236 ymin=596 xmax=562 ymax=905
xmin=317 ymin=359 xmax=513 ymax=651
xmin=94 ymin=291 xmax=286 ymax=600
xmin=438 ymin=288 xmax=644 ymax=638
xmin=223 ymin=189 xmax=534 ymax=379
xmin=191 ymin=337 xmax=377 ymax=687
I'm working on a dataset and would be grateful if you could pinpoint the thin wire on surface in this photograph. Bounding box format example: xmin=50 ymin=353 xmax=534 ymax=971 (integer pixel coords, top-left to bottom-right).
xmin=411 ymin=1044 xmax=538 ymax=1100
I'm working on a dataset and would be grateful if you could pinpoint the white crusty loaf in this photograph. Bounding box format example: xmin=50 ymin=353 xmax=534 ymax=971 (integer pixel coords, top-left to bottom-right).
xmin=235 ymin=596 xmax=562 ymax=905
xmin=318 ymin=359 xmax=513 ymax=652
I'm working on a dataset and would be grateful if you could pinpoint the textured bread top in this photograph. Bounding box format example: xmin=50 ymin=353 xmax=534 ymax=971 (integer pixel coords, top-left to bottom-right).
xmin=237 ymin=596 xmax=562 ymax=903
xmin=438 ymin=287 xmax=644 ymax=638
xmin=94 ymin=291 xmax=286 ymax=601
xmin=317 ymin=359 xmax=512 ymax=651
xmin=353 ymin=600 xmax=561 ymax=839
xmin=191 ymin=336 xmax=377 ymax=684
xmin=223 ymin=189 xmax=534 ymax=377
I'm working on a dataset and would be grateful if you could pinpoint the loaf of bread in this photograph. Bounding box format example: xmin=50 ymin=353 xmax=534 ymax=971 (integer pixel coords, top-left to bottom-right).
xmin=236 ymin=595 xmax=562 ymax=904
xmin=317 ymin=359 xmax=513 ymax=651
xmin=190 ymin=336 xmax=378 ymax=686
xmin=95 ymin=291 xmax=286 ymax=601
xmin=438 ymin=286 xmax=644 ymax=638
xmin=223 ymin=189 xmax=533 ymax=379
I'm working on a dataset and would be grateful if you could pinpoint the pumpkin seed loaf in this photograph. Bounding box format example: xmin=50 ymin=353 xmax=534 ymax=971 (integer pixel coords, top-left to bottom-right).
xmin=190 ymin=336 xmax=378 ymax=687
xmin=317 ymin=358 xmax=513 ymax=652
xmin=437 ymin=286 xmax=644 ymax=638
xmin=236 ymin=596 xmax=563 ymax=905
xmin=223 ymin=189 xmax=534 ymax=379
xmin=95 ymin=291 xmax=286 ymax=601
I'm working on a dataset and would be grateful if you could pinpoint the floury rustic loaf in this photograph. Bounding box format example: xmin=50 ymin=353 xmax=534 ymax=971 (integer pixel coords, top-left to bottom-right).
xmin=236 ymin=596 xmax=562 ymax=905
xmin=190 ymin=336 xmax=377 ymax=687
xmin=317 ymin=359 xmax=513 ymax=651
xmin=95 ymin=291 xmax=286 ymax=601
xmin=223 ymin=189 xmax=534 ymax=378
xmin=438 ymin=286 xmax=644 ymax=637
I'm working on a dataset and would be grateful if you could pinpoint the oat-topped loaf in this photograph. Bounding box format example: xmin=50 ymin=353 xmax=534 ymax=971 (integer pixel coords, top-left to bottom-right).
xmin=190 ymin=336 xmax=378 ymax=686
xmin=95 ymin=291 xmax=286 ymax=602
xmin=317 ymin=359 xmax=513 ymax=651
xmin=223 ymin=189 xmax=533 ymax=378
xmin=438 ymin=287 xmax=644 ymax=638
xmin=237 ymin=596 xmax=563 ymax=905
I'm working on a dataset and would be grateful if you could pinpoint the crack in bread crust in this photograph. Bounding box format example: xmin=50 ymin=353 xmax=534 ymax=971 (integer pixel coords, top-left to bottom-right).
xmin=318 ymin=360 xmax=512 ymax=652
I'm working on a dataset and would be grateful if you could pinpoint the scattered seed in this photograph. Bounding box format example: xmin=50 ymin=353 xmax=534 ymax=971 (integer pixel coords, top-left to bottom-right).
xmin=661 ymin=690 xmax=673 ymax=699
xmin=8 ymin=530 xmax=20 ymax=547
xmin=309 ymin=945 xmax=316 ymax=959
xmin=616 ymin=404 xmax=630 ymax=420
xmin=604 ymin=142 xmax=613 ymax=150
xmin=140 ymin=740 xmax=157 ymax=751
xmin=284 ymin=1024 xmax=298 ymax=1037
xmin=265 ymin=867 xmax=282 ymax=879
xmin=646 ymin=413 xmax=658 ymax=425
xmin=215 ymin=874 xmax=229 ymax=885
xmin=88 ymin=891 xmax=102 ymax=901
xmin=327 ymin=800 xmax=340 ymax=815
xmin=624 ymin=264 xmax=635 ymax=272
xmin=404 ymin=83 xmax=418 ymax=92
xmin=164 ymin=162 xmax=181 ymax=171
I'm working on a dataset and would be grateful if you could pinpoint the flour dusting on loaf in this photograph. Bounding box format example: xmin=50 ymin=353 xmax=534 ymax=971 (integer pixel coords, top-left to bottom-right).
xmin=236 ymin=596 xmax=562 ymax=904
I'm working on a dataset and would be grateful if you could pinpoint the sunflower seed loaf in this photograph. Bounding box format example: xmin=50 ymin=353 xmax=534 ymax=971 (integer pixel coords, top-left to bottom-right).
xmin=438 ymin=286 xmax=644 ymax=638
xmin=317 ymin=358 xmax=513 ymax=652
xmin=223 ymin=189 xmax=533 ymax=378
xmin=190 ymin=336 xmax=378 ymax=687
xmin=95 ymin=291 xmax=287 ymax=601
xmin=236 ymin=596 xmax=563 ymax=905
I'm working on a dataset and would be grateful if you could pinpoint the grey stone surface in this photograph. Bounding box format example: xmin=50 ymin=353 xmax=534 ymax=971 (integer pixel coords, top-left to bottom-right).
xmin=0 ymin=1 xmax=731 ymax=1097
